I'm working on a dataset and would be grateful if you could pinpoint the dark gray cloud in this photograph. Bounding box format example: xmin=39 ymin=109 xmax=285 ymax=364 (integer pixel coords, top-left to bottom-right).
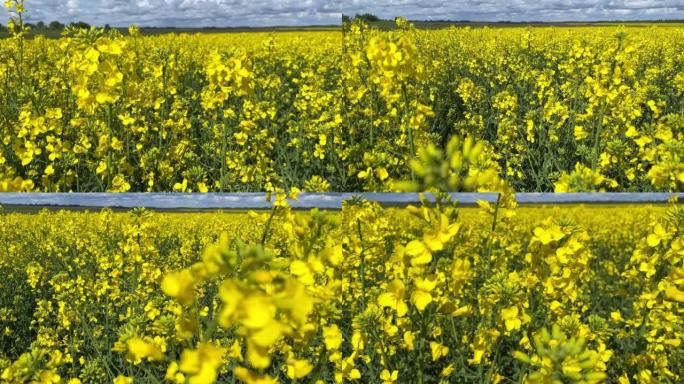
xmin=6 ymin=0 xmax=684 ymax=27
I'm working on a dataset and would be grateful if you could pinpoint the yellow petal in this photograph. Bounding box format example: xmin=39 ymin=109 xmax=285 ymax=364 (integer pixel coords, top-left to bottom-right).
xmin=405 ymin=240 xmax=432 ymax=266
xmin=411 ymin=290 xmax=432 ymax=312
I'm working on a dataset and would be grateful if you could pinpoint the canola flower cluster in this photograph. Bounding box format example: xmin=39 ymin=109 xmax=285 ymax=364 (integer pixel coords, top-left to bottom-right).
xmin=1 ymin=143 xmax=682 ymax=383
xmin=1 ymin=199 xmax=682 ymax=383
xmin=1 ymin=4 xmax=684 ymax=192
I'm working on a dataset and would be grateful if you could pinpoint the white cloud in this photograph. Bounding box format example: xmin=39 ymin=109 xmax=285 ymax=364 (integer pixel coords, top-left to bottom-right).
xmin=6 ymin=0 xmax=684 ymax=27
xmin=11 ymin=0 xmax=341 ymax=27
xmin=344 ymin=0 xmax=684 ymax=22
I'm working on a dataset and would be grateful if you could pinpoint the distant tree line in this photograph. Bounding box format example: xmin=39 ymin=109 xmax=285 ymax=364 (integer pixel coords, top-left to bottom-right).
xmin=340 ymin=14 xmax=684 ymax=27
xmin=342 ymin=13 xmax=383 ymax=23
xmin=0 ymin=20 xmax=93 ymax=33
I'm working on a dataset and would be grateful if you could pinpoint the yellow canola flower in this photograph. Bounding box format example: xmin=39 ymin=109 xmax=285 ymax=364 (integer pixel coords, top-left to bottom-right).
xmin=337 ymin=355 xmax=362 ymax=382
xmin=323 ymin=324 xmax=343 ymax=351
xmin=664 ymin=284 xmax=684 ymax=302
xmin=290 ymin=259 xmax=314 ymax=285
xmin=113 ymin=376 xmax=133 ymax=384
xmin=532 ymin=224 xmax=565 ymax=245
xmin=320 ymin=245 xmax=343 ymax=266
xmin=410 ymin=278 xmax=434 ymax=312
xmin=403 ymin=331 xmax=415 ymax=351
xmin=178 ymin=343 xmax=225 ymax=384
xmin=234 ymin=366 xmax=277 ymax=384
xmin=241 ymin=294 xmax=277 ymax=330
xmin=377 ymin=279 xmax=409 ymax=317
xmin=441 ymin=364 xmax=455 ymax=378
xmin=126 ymin=337 xmax=163 ymax=363
xmin=430 ymin=342 xmax=450 ymax=361
xmin=285 ymin=358 xmax=314 ymax=379
xmin=423 ymin=215 xmax=460 ymax=251
xmin=161 ymin=269 xmax=199 ymax=306
xmin=165 ymin=361 xmax=186 ymax=383
xmin=646 ymin=223 xmax=669 ymax=247
xmin=375 ymin=167 xmax=389 ymax=181
xmin=246 ymin=339 xmax=272 ymax=370
xmin=501 ymin=306 xmax=522 ymax=332
xmin=380 ymin=369 xmax=398 ymax=384
xmin=405 ymin=240 xmax=432 ymax=266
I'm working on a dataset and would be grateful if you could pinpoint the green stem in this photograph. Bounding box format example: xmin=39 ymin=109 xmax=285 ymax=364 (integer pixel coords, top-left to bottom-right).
xmin=402 ymin=84 xmax=417 ymax=183
xmin=106 ymin=104 xmax=113 ymax=190
xmin=484 ymin=193 xmax=502 ymax=262
xmin=591 ymin=104 xmax=606 ymax=171
xmin=356 ymin=218 xmax=367 ymax=310
xmin=201 ymin=306 xmax=220 ymax=343
xmin=260 ymin=205 xmax=277 ymax=245
xmin=416 ymin=318 xmax=426 ymax=384
xmin=17 ymin=9 xmax=24 ymax=89
xmin=220 ymin=115 xmax=228 ymax=192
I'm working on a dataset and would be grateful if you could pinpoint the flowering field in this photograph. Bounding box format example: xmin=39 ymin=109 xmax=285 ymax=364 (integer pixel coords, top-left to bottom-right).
xmin=0 ymin=201 xmax=682 ymax=383
xmin=2 ymin=7 xmax=684 ymax=192
xmin=2 ymin=1 xmax=684 ymax=383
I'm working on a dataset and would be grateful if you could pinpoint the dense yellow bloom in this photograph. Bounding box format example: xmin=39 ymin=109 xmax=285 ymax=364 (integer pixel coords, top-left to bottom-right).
xmin=378 ymin=279 xmax=409 ymax=317
xmin=161 ymin=269 xmax=199 ymax=305
xmin=430 ymin=342 xmax=449 ymax=361
xmin=285 ymin=358 xmax=313 ymax=379
xmin=500 ymin=306 xmax=522 ymax=332
xmin=233 ymin=367 xmax=277 ymax=384
xmin=555 ymin=163 xmax=614 ymax=192
xmin=113 ymin=375 xmax=133 ymax=384
xmin=404 ymin=240 xmax=432 ymax=266
xmin=1 ymin=15 xmax=683 ymax=192
xmin=514 ymin=325 xmax=608 ymax=384
xmin=126 ymin=337 xmax=163 ymax=363
xmin=323 ymin=324 xmax=344 ymax=350
xmin=178 ymin=343 xmax=225 ymax=384
xmin=1 ymin=10 xmax=684 ymax=377
xmin=380 ymin=369 xmax=398 ymax=384
xmin=0 ymin=203 xmax=681 ymax=382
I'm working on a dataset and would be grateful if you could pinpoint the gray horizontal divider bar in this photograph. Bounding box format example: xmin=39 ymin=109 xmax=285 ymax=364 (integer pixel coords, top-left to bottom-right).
xmin=0 ymin=192 xmax=682 ymax=211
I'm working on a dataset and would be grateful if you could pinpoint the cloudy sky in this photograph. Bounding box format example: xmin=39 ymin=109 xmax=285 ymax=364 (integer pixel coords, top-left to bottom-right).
xmin=8 ymin=0 xmax=684 ymax=27
xmin=14 ymin=0 xmax=341 ymax=27
xmin=346 ymin=0 xmax=684 ymax=22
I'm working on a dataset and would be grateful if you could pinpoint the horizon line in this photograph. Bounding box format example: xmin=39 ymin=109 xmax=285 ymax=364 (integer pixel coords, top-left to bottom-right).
xmin=8 ymin=18 xmax=684 ymax=30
